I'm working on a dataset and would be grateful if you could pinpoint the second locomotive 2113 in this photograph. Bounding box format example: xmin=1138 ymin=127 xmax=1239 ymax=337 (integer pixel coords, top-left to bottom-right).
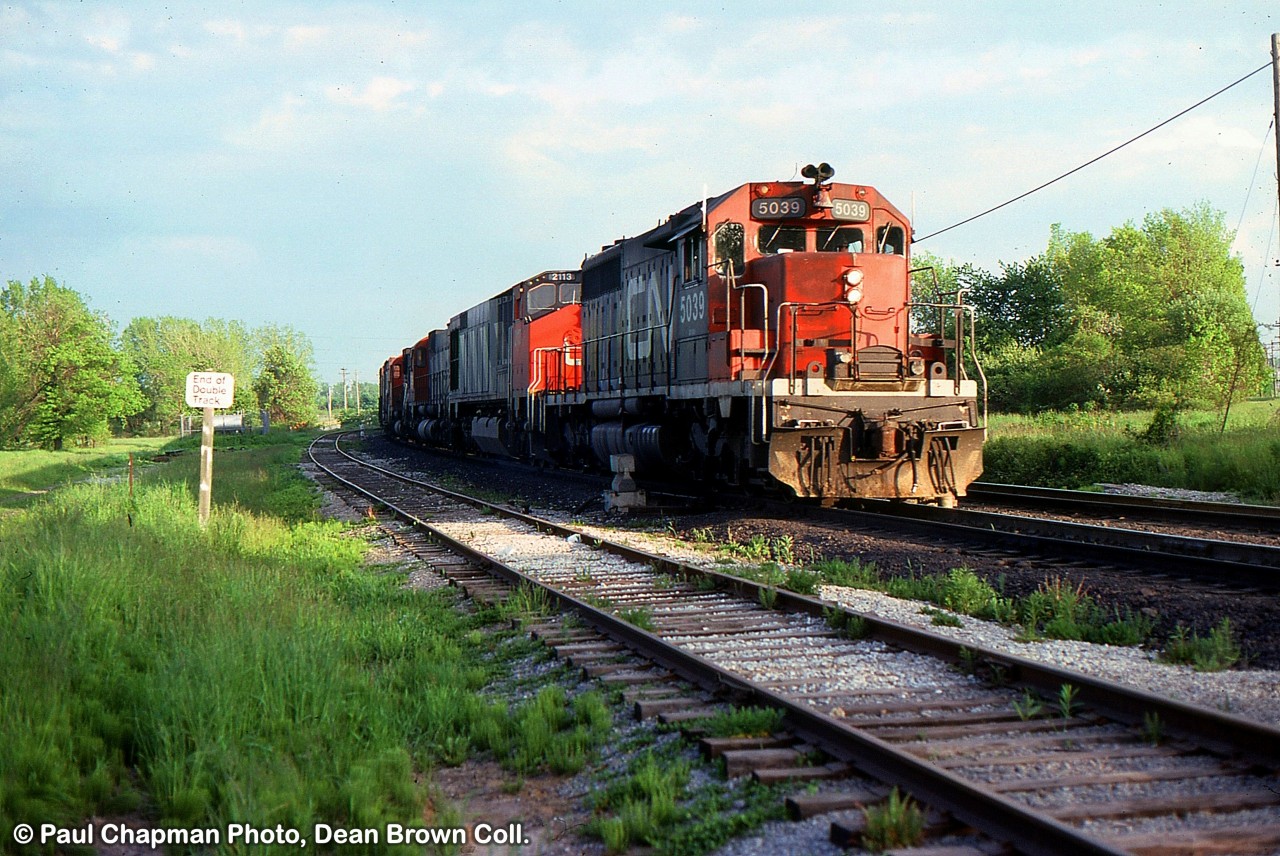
xmin=379 ymin=163 xmax=985 ymax=507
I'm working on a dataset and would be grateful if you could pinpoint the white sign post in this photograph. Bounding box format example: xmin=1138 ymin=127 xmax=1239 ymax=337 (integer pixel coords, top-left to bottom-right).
xmin=185 ymin=372 xmax=235 ymax=526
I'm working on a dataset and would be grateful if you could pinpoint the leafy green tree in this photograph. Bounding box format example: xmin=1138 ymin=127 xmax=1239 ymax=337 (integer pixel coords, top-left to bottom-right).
xmin=1046 ymin=205 xmax=1267 ymax=410
xmin=0 ymin=276 xmax=145 ymax=449
xmin=254 ymin=344 xmax=318 ymax=427
xmin=925 ymin=205 xmax=1266 ymax=413
xmin=967 ymin=256 xmax=1066 ymax=351
xmin=121 ymin=317 xmax=257 ymax=433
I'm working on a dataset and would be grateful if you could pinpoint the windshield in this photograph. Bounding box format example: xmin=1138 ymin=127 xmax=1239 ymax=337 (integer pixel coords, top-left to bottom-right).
xmin=818 ymin=226 xmax=864 ymax=253
xmin=758 ymin=225 xmax=806 ymax=254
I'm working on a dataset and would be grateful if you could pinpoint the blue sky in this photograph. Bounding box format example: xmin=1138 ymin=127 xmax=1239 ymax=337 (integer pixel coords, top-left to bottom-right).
xmin=3 ymin=2 xmax=1279 ymax=387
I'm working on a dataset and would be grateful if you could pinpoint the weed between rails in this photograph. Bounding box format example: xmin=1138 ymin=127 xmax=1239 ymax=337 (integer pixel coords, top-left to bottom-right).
xmin=585 ymin=739 xmax=787 ymax=856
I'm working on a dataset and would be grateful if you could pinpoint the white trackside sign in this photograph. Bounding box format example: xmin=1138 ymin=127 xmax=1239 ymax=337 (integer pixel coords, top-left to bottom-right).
xmin=185 ymin=372 xmax=235 ymax=408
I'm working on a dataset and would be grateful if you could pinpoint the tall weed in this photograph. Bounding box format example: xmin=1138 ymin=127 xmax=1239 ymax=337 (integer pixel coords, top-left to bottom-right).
xmin=0 ymin=466 xmax=500 ymax=848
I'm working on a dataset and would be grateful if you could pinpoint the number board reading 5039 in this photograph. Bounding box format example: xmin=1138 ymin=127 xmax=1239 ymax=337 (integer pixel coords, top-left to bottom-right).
xmin=750 ymin=196 xmax=806 ymax=219
xmin=832 ymin=199 xmax=871 ymax=222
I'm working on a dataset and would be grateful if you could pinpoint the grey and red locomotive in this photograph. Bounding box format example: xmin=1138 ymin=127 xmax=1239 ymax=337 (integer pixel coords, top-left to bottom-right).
xmin=379 ymin=165 xmax=984 ymax=505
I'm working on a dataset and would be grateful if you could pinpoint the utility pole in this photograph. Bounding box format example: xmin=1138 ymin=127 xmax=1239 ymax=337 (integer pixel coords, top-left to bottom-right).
xmin=339 ymin=368 xmax=349 ymax=411
xmin=1272 ymin=34 xmax=1280 ymax=224
xmin=1271 ymin=35 xmax=1280 ymax=399
xmin=354 ymin=370 xmax=360 ymax=416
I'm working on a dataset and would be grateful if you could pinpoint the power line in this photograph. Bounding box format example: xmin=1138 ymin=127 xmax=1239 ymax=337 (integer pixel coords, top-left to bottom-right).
xmin=1234 ymin=117 xmax=1274 ymax=242
xmin=915 ymin=61 xmax=1273 ymax=244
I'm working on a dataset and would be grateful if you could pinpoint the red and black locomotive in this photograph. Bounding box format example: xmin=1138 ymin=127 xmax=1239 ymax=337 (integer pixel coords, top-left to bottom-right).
xmin=380 ymin=165 xmax=984 ymax=505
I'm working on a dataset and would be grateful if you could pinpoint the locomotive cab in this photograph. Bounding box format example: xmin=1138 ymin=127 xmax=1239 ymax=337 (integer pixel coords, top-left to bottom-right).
xmin=698 ymin=167 xmax=985 ymax=503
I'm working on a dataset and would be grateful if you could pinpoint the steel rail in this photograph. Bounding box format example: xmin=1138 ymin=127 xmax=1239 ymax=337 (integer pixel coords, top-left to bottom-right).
xmin=969 ymin=481 xmax=1280 ymax=525
xmin=308 ymin=433 xmax=1280 ymax=855
xmin=836 ymin=497 xmax=1280 ymax=587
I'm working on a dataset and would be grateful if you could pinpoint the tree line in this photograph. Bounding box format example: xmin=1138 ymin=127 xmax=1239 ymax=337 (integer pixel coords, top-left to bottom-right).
xmin=913 ymin=204 xmax=1270 ymax=415
xmin=0 ymin=276 xmax=319 ymax=450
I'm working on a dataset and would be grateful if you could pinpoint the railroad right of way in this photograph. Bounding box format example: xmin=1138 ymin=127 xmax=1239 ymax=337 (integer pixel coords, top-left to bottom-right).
xmin=315 ymin=433 xmax=1280 ymax=855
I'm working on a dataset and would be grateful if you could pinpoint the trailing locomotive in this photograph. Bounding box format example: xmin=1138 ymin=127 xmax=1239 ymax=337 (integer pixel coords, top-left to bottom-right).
xmin=380 ymin=165 xmax=984 ymax=506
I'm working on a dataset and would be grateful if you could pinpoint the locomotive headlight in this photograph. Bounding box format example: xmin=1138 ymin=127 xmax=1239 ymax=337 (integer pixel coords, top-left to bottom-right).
xmin=843 ymin=269 xmax=865 ymax=304
xmin=908 ymin=357 xmax=926 ymax=376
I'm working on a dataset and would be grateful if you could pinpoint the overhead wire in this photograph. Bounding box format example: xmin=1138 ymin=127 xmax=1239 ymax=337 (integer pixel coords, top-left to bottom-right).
xmin=1235 ymin=117 xmax=1274 ymax=242
xmin=915 ymin=60 xmax=1273 ymax=244
xmin=1249 ymin=196 xmax=1278 ymax=315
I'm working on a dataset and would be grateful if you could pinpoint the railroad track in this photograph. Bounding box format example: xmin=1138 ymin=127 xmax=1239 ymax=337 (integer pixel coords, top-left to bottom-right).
xmin=964 ymin=483 xmax=1280 ymax=556
xmin=835 ymin=492 xmax=1280 ymax=591
xmin=968 ymin=482 xmax=1280 ymax=530
xmin=380 ymin=435 xmax=1280 ymax=589
xmin=310 ymin=433 xmax=1280 ymax=855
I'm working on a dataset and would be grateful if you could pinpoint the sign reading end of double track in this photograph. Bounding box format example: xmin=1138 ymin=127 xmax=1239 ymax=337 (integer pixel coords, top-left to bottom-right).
xmin=185 ymin=371 xmax=235 ymax=527
xmin=185 ymin=371 xmax=235 ymax=408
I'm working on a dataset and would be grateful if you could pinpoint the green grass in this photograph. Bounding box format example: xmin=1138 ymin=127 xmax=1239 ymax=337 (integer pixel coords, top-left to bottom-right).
xmin=152 ymin=429 xmax=324 ymax=522
xmin=0 ymin=436 xmax=608 ymax=854
xmin=861 ymin=788 xmax=924 ymax=851
xmin=586 ymin=744 xmax=786 ymax=856
xmin=693 ymin=706 xmax=785 ymax=739
xmin=809 ymin=562 xmax=1154 ymax=648
xmin=0 ymin=436 xmax=170 ymax=506
xmin=1161 ymin=618 xmax=1242 ymax=672
xmin=984 ymin=400 xmax=1280 ymax=501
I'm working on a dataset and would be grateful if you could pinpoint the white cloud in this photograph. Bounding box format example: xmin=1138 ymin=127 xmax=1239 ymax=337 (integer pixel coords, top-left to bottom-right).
xmin=203 ymin=19 xmax=275 ymax=43
xmin=661 ymin=15 xmax=701 ymax=33
xmin=86 ymin=34 xmax=123 ymax=54
xmin=284 ymin=25 xmax=330 ymax=48
xmin=325 ymin=76 xmax=417 ymax=112
xmin=224 ymin=96 xmax=312 ymax=150
xmin=149 ymin=234 xmax=260 ymax=266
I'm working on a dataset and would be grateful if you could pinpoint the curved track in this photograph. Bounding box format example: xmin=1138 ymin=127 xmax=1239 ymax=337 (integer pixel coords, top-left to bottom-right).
xmin=311 ymin=433 xmax=1280 ymax=855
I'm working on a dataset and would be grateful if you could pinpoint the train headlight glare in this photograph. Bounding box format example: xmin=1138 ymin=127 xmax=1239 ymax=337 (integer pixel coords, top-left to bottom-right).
xmin=843 ymin=269 xmax=864 ymax=304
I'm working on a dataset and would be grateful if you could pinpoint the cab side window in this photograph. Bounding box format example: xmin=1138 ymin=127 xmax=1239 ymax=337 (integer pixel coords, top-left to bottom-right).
xmin=712 ymin=222 xmax=744 ymax=277
xmin=681 ymin=233 xmax=704 ymax=283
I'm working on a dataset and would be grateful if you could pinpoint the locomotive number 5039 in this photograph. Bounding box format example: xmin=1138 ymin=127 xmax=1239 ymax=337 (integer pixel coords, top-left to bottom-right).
xmin=679 ymin=289 xmax=706 ymax=324
xmin=751 ymin=197 xmax=806 ymax=219
xmin=832 ymin=198 xmax=871 ymax=222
